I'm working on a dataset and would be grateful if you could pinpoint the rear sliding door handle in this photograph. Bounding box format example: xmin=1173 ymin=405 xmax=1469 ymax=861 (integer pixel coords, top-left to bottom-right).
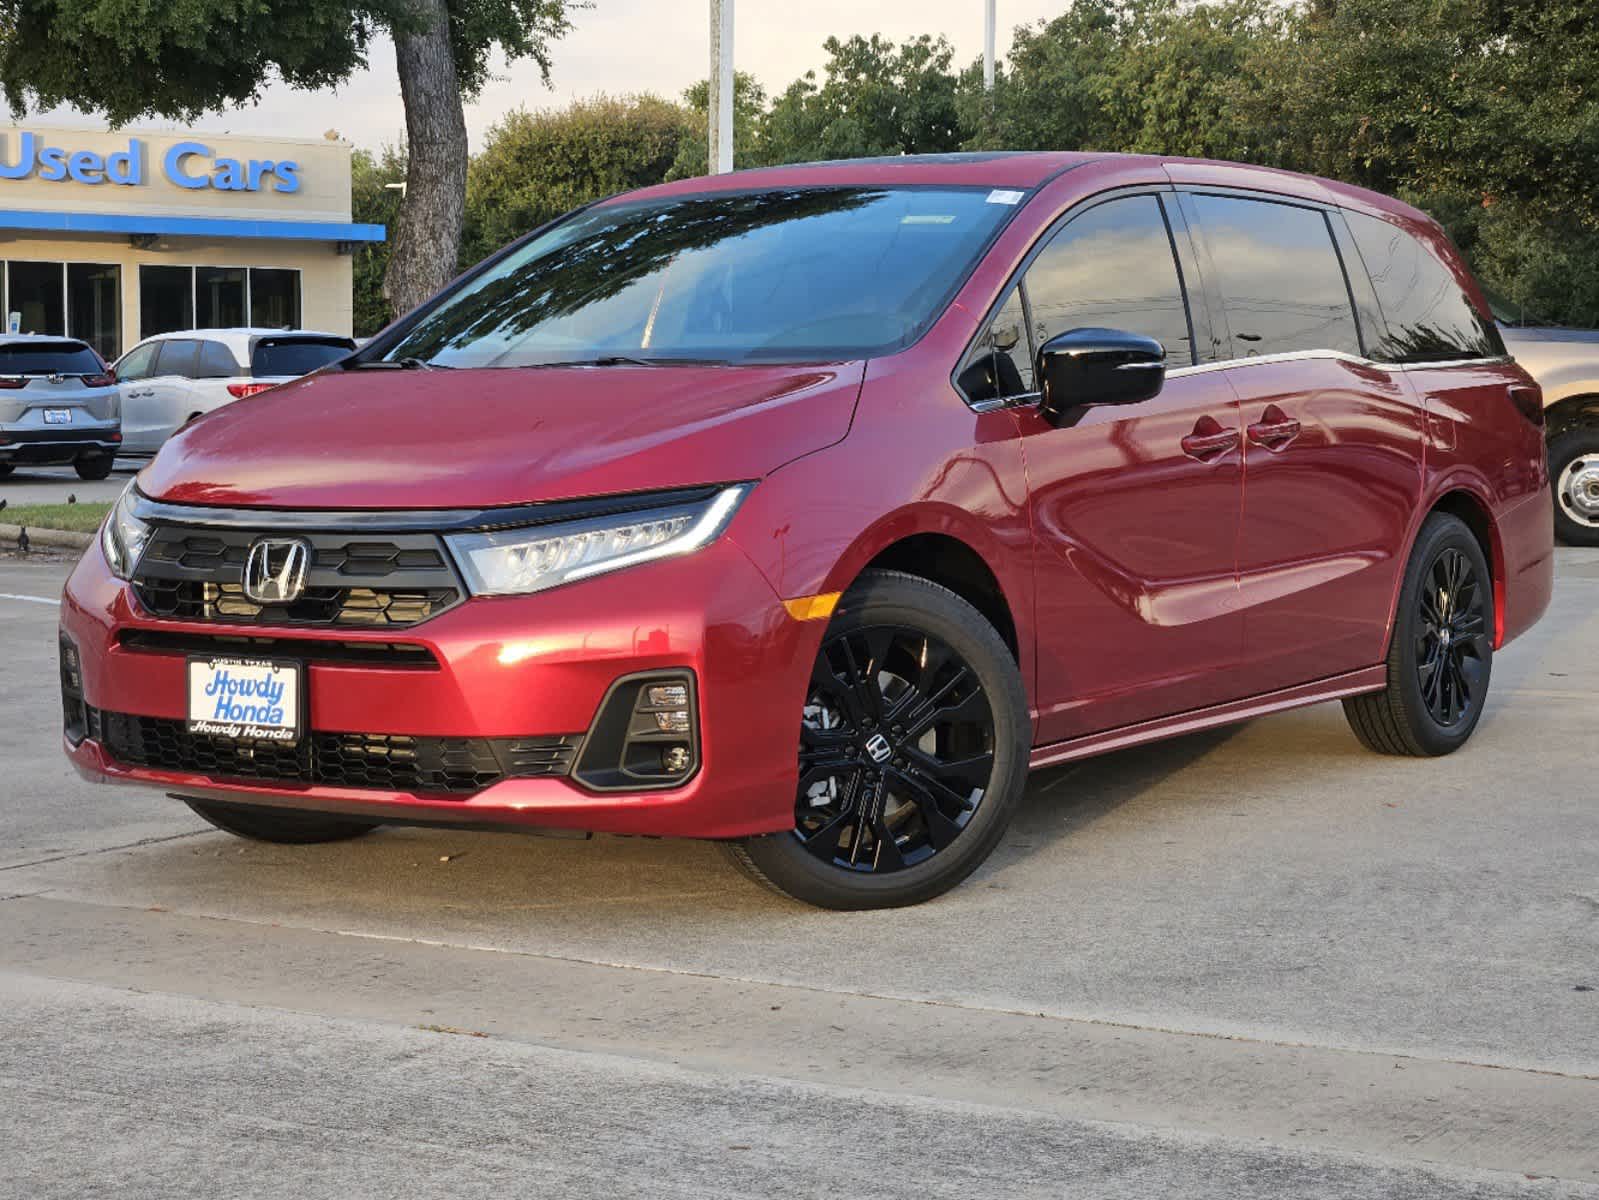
xmin=1247 ymin=405 xmax=1302 ymax=450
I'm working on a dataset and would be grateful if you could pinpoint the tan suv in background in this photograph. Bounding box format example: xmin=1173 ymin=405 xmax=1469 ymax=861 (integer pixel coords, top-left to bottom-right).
xmin=1495 ymin=302 xmax=1599 ymax=546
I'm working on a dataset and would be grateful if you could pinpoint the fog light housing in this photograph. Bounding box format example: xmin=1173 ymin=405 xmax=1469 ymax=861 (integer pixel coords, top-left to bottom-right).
xmin=573 ymin=670 xmax=700 ymax=791
xmin=60 ymin=632 xmax=87 ymax=744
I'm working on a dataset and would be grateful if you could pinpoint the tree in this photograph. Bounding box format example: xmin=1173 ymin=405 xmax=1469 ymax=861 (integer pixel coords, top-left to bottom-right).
xmin=465 ymin=95 xmax=695 ymax=262
xmin=0 ymin=0 xmax=573 ymax=317
xmin=666 ymin=72 xmax=769 ymax=179
xmin=762 ymin=34 xmax=963 ymax=164
xmin=351 ymin=145 xmax=407 ymax=336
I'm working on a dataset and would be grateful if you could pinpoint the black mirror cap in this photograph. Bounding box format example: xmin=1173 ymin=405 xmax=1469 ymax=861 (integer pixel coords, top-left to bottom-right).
xmin=1036 ymin=327 xmax=1167 ymax=425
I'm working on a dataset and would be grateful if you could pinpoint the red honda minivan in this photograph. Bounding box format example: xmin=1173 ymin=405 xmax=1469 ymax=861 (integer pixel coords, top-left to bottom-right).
xmin=60 ymin=153 xmax=1554 ymax=908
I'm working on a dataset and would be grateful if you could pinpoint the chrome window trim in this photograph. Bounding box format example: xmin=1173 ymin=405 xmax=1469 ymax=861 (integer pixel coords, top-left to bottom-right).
xmin=1166 ymin=348 xmax=1512 ymax=379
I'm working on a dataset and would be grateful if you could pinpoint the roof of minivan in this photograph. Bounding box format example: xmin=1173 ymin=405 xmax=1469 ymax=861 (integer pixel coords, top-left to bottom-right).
xmin=609 ymin=152 xmax=1422 ymax=227
xmin=137 ymin=328 xmax=351 ymax=348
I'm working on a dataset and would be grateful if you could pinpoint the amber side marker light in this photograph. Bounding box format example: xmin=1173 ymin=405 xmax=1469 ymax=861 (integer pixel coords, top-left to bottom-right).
xmin=783 ymin=592 xmax=842 ymax=622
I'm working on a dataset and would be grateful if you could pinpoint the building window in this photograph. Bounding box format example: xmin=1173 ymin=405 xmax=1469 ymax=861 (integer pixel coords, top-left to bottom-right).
xmin=5 ymin=261 xmax=122 ymax=359
xmin=197 ymin=266 xmax=247 ymax=328
xmin=140 ymin=265 xmax=195 ymax=339
xmin=138 ymin=265 xmax=302 ymax=339
xmin=250 ymin=269 xmax=302 ymax=329
xmin=67 ymin=264 xmax=121 ymax=361
xmin=6 ymin=261 xmax=66 ymax=337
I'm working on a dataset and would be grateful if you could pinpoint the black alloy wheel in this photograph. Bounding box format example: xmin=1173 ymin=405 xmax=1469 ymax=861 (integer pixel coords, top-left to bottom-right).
xmin=726 ymin=569 xmax=1030 ymax=909
xmin=794 ymin=623 xmax=994 ymax=873
xmin=1414 ymin=546 xmax=1489 ymax=728
xmin=1344 ymin=512 xmax=1494 ymax=756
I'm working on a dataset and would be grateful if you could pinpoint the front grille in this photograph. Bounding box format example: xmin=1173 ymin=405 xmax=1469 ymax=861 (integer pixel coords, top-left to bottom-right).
xmin=88 ymin=707 xmax=582 ymax=796
xmin=118 ymin=629 xmax=440 ymax=669
xmin=131 ymin=527 xmax=464 ymax=629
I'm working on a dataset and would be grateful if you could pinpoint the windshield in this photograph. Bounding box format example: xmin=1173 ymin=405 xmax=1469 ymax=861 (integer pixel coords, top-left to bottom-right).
xmin=0 ymin=341 xmax=103 ymax=375
xmin=253 ymin=337 xmax=355 ymax=377
xmin=378 ymin=187 xmax=1017 ymax=368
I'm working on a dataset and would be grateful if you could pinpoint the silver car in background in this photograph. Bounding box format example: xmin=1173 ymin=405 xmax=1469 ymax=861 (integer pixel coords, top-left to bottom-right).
xmin=0 ymin=334 xmax=120 ymax=480
xmin=114 ymin=328 xmax=356 ymax=457
xmin=1496 ymin=306 xmax=1599 ymax=546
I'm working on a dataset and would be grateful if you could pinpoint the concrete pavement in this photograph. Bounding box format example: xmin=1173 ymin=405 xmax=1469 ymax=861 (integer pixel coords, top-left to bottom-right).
xmin=2 ymin=547 xmax=1597 ymax=1195
xmin=0 ymin=461 xmax=137 ymax=506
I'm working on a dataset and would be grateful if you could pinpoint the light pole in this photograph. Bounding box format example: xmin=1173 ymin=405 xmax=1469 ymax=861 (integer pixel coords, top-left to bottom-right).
xmin=984 ymin=0 xmax=996 ymax=91
xmin=709 ymin=0 xmax=734 ymax=174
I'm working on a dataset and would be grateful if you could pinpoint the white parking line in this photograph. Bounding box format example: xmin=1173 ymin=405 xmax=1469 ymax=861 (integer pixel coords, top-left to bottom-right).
xmin=0 ymin=593 xmax=60 ymax=606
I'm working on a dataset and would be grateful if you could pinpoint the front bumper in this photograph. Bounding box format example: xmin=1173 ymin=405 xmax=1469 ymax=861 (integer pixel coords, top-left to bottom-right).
xmin=61 ymin=535 xmax=817 ymax=839
xmin=0 ymin=423 xmax=121 ymax=465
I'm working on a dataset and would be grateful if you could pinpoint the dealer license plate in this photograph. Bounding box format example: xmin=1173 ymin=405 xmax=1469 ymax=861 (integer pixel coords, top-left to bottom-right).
xmin=42 ymin=408 xmax=72 ymax=424
xmin=186 ymin=657 xmax=303 ymax=744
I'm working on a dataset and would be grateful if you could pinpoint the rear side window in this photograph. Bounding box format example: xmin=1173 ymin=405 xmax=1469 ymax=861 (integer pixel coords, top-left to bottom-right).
xmin=0 ymin=340 xmax=103 ymax=375
xmin=252 ymin=337 xmax=354 ymax=377
xmin=154 ymin=339 xmax=200 ymax=378
xmin=196 ymin=340 xmax=242 ymax=379
xmin=1190 ymin=195 xmax=1361 ymax=359
xmin=1023 ymin=195 xmax=1195 ymax=365
xmin=1344 ymin=211 xmax=1502 ymax=363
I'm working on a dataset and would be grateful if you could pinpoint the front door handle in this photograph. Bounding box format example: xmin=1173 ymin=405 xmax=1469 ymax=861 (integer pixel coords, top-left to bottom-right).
xmin=1247 ymin=405 xmax=1301 ymax=450
xmin=1181 ymin=417 xmax=1240 ymax=462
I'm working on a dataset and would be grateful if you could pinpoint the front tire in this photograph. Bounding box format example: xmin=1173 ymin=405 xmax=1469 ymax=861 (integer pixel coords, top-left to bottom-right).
xmin=183 ymin=798 xmax=381 ymax=844
xmin=74 ymin=454 xmax=114 ymax=481
xmin=726 ymin=570 xmax=1030 ymax=909
xmin=1548 ymin=427 xmax=1599 ymax=547
xmin=1343 ymin=513 xmax=1493 ymax=756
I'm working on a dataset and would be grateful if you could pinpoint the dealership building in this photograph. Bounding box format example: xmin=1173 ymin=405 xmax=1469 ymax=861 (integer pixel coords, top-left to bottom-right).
xmin=0 ymin=125 xmax=383 ymax=362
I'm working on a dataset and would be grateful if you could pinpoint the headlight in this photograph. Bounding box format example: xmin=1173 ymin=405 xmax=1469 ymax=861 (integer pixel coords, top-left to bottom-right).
xmin=100 ymin=482 xmax=151 ymax=580
xmin=446 ymin=484 xmax=753 ymax=597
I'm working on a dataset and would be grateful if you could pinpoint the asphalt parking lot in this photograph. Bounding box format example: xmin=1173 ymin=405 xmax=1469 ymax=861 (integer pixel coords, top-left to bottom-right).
xmin=0 ymin=461 xmax=138 ymax=507
xmin=2 ymin=541 xmax=1597 ymax=1198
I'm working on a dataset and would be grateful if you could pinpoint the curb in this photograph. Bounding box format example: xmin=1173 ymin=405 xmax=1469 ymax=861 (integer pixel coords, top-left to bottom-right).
xmin=0 ymin=522 xmax=93 ymax=551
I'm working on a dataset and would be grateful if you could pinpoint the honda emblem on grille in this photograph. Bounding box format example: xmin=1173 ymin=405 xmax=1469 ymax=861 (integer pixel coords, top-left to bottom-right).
xmin=243 ymin=538 xmax=312 ymax=605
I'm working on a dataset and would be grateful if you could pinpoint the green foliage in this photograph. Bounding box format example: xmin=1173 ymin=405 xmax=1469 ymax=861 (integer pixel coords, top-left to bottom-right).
xmin=763 ymin=34 xmax=963 ymax=164
xmin=462 ymin=94 xmax=694 ymax=263
xmin=351 ymin=146 xmax=407 ymax=336
xmin=666 ymin=71 xmax=769 ymax=178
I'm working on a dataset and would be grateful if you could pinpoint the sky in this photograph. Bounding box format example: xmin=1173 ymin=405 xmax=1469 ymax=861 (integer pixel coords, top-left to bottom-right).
xmin=32 ymin=1 xmax=1065 ymax=152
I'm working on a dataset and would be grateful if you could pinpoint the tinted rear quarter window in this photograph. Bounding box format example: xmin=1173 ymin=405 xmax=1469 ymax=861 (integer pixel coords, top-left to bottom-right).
xmin=1190 ymin=195 xmax=1361 ymax=358
xmin=0 ymin=341 xmax=103 ymax=375
xmin=1344 ymin=211 xmax=1502 ymax=363
xmin=1023 ymin=195 xmax=1195 ymax=365
xmin=196 ymin=340 xmax=242 ymax=379
xmin=252 ymin=338 xmax=355 ymax=377
xmin=154 ymin=339 xmax=200 ymax=378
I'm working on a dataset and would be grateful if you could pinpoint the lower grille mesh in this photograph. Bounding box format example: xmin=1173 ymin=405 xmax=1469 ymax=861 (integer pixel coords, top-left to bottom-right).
xmin=88 ymin=707 xmax=581 ymax=796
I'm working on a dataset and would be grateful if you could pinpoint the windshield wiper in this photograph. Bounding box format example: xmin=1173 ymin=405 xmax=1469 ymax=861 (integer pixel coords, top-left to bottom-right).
xmin=520 ymin=355 xmax=732 ymax=369
xmin=346 ymin=356 xmax=450 ymax=371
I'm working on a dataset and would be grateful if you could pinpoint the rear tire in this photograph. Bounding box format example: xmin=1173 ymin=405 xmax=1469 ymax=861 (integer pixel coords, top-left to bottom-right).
xmin=74 ymin=455 xmax=114 ymax=481
xmin=1548 ymin=427 xmax=1599 ymax=547
xmin=726 ymin=569 xmax=1030 ymax=909
xmin=183 ymin=798 xmax=381 ymax=844
xmin=0 ymin=463 xmax=13 ymax=478
xmin=1343 ymin=513 xmax=1493 ymax=756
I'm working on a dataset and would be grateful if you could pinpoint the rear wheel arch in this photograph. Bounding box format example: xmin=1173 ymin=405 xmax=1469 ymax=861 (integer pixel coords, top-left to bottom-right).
xmin=1416 ymin=487 xmax=1504 ymax=646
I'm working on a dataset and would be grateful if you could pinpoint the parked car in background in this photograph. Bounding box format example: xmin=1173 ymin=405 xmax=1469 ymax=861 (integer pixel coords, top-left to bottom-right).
xmin=114 ymin=329 xmax=356 ymax=457
xmin=0 ymin=334 xmax=120 ymax=480
xmin=1493 ymin=302 xmax=1599 ymax=545
xmin=63 ymin=154 xmax=1552 ymax=909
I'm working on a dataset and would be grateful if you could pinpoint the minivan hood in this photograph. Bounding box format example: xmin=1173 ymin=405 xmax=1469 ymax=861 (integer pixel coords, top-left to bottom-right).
xmin=138 ymin=362 xmax=865 ymax=510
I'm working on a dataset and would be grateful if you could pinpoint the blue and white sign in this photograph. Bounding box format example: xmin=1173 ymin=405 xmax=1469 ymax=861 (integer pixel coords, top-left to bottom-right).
xmin=0 ymin=132 xmax=301 ymax=194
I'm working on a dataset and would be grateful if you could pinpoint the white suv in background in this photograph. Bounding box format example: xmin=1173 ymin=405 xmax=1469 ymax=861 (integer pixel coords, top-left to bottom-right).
xmin=114 ymin=328 xmax=356 ymax=457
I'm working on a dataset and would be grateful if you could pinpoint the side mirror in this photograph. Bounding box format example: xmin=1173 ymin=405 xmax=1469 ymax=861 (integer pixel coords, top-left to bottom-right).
xmin=1036 ymin=327 xmax=1166 ymax=425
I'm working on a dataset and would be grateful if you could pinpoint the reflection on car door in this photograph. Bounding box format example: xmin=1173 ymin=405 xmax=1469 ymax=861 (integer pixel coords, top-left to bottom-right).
xmin=1007 ymin=193 xmax=1248 ymax=743
xmin=1181 ymin=192 xmax=1425 ymax=692
xmin=120 ymin=339 xmax=199 ymax=454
